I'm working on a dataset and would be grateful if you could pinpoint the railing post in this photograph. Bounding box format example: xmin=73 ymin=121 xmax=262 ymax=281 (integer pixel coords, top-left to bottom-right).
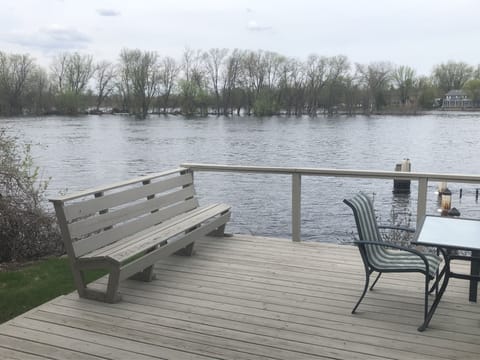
xmin=292 ymin=173 xmax=301 ymax=242
xmin=417 ymin=177 xmax=428 ymax=225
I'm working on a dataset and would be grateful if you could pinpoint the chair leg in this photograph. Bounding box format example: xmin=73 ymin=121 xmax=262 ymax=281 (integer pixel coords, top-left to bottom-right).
xmin=424 ymin=276 xmax=429 ymax=323
xmin=352 ymin=269 xmax=372 ymax=314
xmin=429 ymin=265 xmax=445 ymax=294
xmin=370 ymin=272 xmax=382 ymax=290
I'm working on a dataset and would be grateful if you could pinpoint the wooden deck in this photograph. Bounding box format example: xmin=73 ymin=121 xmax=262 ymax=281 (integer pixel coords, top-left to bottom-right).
xmin=1 ymin=234 xmax=480 ymax=359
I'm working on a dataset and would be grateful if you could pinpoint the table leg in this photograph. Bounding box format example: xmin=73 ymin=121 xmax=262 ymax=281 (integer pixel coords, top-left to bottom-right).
xmin=469 ymin=250 xmax=480 ymax=302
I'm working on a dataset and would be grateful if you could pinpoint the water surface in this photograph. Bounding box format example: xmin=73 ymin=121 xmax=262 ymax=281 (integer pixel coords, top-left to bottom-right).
xmin=3 ymin=113 xmax=480 ymax=241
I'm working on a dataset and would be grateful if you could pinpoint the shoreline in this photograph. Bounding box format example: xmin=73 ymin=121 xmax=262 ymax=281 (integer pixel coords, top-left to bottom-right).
xmin=3 ymin=108 xmax=480 ymax=120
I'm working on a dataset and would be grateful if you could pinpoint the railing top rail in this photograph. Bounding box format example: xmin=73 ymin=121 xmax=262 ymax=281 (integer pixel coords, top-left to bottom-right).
xmin=181 ymin=163 xmax=480 ymax=184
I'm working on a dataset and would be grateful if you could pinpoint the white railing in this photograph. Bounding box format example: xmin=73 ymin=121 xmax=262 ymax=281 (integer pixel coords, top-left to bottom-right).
xmin=181 ymin=163 xmax=480 ymax=242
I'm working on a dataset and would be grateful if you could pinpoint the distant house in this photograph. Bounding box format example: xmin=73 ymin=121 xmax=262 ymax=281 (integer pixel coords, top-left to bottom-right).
xmin=442 ymin=89 xmax=472 ymax=109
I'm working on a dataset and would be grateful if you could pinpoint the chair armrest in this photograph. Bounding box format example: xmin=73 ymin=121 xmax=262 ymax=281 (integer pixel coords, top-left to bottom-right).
xmin=353 ymin=240 xmax=432 ymax=273
xmin=378 ymin=225 xmax=416 ymax=233
xmin=353 ymin=240 xmax=422 ymax=254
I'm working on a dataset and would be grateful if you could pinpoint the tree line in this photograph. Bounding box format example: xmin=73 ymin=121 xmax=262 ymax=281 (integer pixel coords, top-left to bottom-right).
xmin=1 ymin=48 xmax=480 ymax=118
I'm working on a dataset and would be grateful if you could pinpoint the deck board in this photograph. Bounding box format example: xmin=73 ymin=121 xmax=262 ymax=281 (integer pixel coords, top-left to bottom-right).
xmin=1 ymin=234 xmax=480 ymax=359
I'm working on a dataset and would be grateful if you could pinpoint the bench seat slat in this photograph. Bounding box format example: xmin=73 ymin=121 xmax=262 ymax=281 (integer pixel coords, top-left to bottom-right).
xmin=83 ymin=203 xmax=220 ymax=258
xmin=68 ymin=186 xmax=196 ymax=239
xmin=64 ymin=173 xmax=193 ymax=221
xmin=117 ymin=210 xmax=231 ymax=282
xmin=109 ymin=204 xmax=230 ymax=263
xmin=83 ymin=203 xmax=230 ymax=263
xmin=85 ymin=203 xmax=223 ymax=258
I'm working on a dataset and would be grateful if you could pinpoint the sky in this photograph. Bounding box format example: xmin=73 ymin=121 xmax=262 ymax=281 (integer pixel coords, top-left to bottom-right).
xmin=1 ymin=0 xmax=480 ymax=75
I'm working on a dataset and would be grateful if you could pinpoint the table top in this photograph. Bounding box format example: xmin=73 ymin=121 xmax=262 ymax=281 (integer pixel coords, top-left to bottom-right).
xmin=413 ymin=215 xmax=480 ymax=251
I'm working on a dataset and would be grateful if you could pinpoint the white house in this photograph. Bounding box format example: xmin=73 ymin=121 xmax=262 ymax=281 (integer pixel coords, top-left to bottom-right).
xmin=442 ymin=89 xmax=472 ymax=109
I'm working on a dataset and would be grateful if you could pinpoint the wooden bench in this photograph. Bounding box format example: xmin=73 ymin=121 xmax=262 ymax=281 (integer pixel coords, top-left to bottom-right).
xmin=49 ymin=168 xmax=231 ymax=303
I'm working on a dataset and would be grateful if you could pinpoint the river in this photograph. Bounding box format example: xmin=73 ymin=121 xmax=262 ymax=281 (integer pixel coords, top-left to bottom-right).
xmin=2 ymin=112 xmax=480 ymax=242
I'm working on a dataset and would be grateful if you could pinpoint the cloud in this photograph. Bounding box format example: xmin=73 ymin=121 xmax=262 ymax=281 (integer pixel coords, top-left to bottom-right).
xmin=247 ymin=20 xmax=271 ymax=32
xmin=97 ymin=8 xmax=121 ymax=17
xmin=7 ymin=25 xmax=91 ymax=52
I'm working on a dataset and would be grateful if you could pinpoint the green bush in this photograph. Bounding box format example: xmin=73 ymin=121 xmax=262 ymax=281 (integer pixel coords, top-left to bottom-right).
xmin=0 ymin=129 xmax=63 ymax=262
xmin=253 ymin=89 xmax=280 ymax=116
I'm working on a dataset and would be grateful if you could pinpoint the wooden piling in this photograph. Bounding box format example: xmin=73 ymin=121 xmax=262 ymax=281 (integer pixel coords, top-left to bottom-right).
xmin=393 ymin=159 xmax=411 ymax=194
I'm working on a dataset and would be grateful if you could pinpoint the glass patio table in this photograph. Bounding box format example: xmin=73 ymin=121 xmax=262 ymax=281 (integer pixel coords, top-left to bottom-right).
xmin=412 ymin=215 xmax=480 ymax=330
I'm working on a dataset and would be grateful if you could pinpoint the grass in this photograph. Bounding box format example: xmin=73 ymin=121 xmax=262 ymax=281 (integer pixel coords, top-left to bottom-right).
xmin=0 ymin=257 xmax=106 ymax=324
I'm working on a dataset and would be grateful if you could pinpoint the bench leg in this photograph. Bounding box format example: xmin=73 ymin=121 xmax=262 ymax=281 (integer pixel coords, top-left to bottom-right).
xmin=81 ymin=287 xmax=122 ymax=303
xmin=175 ymin=225 xmax=199 ymax=256
xmin=105 ymin=268 xmax=122 ymax=303
xmin=129 ymin=265 xmax=156 ymax=282
xmin=71 ymin=266 xmax=88 ymax=299
xmin=175 ymin=242 xmax=195 ymax=256
xmin=208 ymin=224 xmax=226 ymax=237
xmin=73 ymin=265 xmax=122 ymax=303
xmin=129 ymin=246 xmax=158 ymax=281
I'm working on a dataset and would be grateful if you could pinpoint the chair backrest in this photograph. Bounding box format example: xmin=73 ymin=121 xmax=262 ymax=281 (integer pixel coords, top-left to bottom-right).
xmin=343 ymin=192 xmax=382 ymax=243
xmin=344 ymin=192 xmax=390 ymax=269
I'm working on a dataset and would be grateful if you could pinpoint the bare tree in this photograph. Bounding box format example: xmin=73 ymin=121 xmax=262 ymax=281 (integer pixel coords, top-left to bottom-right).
xmin=222 ymin=49 xmax=242 ymax=115
xmin=278 ymin=58 xmax=299 ymax=115
xmin=356 ymin=61 xmax=392 ymax=113
xmin=119 ymin=49 xmax=160 ymax=118
xmin=117 ymin=49 xmax=135 ymax=112
xmin=343 ymin=75 xmax=360 ymax=115
xmin=203 ymin=48 xmax=228 ymax=114
xmin=239 ymin=50 xmax=267 ymax=115
xmin=94 ymin=61 xmax=116 ymax=112
xmin=50 ymin=53 xmax=69 ymax=92
xmin=392 ymin=65 xmax=416 ymax=105
xmin=305 ymin=54 xmax=328 ymax=115
xmin=0 ymin=52 xmax=35 ymax=115
xmin=432 ymin=61 xmax=473 ymax=93
xmin=261 ymin=51 xmax=285 ymax=89
xmin=65 ymin=53 xmax=94 ymax=95
xmin=49 ymin=52 xmax=94 ymax=114
xmin=243 ymin=50 xmax=266 ymax=94
xmin=325 ymin=55 xmax=350 ymax=114
xmin=25 ymin=66 xmax=53 ymax=115
xmin=180 ymin=48 xmax=206 ymax=115
xmin=182 ymin=48 xmax=203 ymax=83
xmin=158 ymin=56 xmax=180 ymax=113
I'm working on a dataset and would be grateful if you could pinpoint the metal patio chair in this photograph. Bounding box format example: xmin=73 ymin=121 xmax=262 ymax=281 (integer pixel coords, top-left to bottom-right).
xmin=343 ymin=192 xmax=444 ymax=331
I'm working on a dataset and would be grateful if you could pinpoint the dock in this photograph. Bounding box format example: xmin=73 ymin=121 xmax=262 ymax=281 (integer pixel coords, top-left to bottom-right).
xmin=1 ymin=234 xmax=479 ymax=359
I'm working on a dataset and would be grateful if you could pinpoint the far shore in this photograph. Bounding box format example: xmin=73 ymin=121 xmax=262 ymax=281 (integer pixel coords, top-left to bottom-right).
xmin=4 ymin=108 xmax=480 ymax=120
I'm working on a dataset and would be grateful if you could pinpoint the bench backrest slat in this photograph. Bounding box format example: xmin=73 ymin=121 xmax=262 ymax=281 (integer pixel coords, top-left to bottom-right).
xmin=64 ymin=173 xmax=193 ymax=222
xmin=68 ymin=186 xmax=196 ymax=239
xmin=73 ymin=198 xmax=198 ymax=257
